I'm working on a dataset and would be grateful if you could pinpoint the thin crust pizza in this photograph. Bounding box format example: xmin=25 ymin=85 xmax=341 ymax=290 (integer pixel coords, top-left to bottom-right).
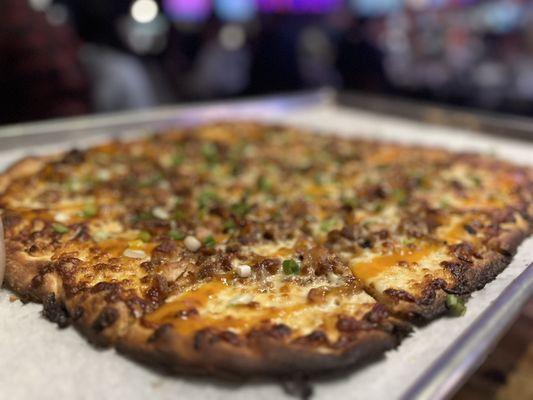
xmin=0 ymin=122 xmax=531 ymax=377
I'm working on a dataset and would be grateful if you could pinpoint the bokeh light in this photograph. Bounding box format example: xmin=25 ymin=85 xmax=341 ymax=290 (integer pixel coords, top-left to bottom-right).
xmin=163 ymin=0 xmax=212 ymax=23
xmin=214 ymin=0 xmax=257 ymax=23
xmin=131 ymin=0 xmax=159 ymax=24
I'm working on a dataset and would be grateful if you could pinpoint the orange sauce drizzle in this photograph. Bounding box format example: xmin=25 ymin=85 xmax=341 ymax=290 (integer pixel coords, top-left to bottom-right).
xmin=274 ymin=247 xmax=294 ymax=258
xmin=145 ymin=279 xmax=351 ymax=336
xmin=351 ymin=245 xmax=437 ymax=282
xmin=368 ymin=147 xmax=403 ymax=164
xmin=459 ymin=196 xmax=503 ymax=209
xmin=305 ymin=184 xmax=333 ymax=198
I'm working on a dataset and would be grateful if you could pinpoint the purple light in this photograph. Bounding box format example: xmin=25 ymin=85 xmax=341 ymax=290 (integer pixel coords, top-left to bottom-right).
xmin=257 ymin=0 xmax=343 ymax=13
xmin=162 ymin=0 xmax=211 ymax=22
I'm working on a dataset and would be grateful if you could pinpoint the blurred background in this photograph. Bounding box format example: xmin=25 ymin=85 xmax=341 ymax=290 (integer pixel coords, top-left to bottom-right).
xmin=1 ymin=0 xmax=532 ymax=124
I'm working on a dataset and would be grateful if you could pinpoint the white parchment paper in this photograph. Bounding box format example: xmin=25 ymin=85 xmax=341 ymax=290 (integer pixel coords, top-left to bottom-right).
xmin=1 ymin=101 xmax=532 ymax=400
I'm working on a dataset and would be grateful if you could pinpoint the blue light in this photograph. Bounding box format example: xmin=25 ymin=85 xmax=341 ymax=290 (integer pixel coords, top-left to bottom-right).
xmin=214 ymin=0 xmax=257 ymax=22
xmin=350 ymin=0 xmax=402 ymax=17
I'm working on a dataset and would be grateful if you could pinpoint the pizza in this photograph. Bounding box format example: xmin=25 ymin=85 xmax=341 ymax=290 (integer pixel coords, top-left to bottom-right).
xmin=0 ymin=122 xmax=531 ymax=377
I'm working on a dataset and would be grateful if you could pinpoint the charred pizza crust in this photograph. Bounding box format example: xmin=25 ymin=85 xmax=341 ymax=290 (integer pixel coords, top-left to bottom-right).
xmin=0 ymin=122 xmax=531 ymax=377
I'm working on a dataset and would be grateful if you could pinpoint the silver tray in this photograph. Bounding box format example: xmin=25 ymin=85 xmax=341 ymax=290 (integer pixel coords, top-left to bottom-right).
xmin=0 ymin=91 xmax=532 ymax=400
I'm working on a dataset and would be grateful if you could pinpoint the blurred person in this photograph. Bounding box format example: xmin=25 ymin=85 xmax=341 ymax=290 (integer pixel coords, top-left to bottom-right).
xmin=183 ymin=19 xmax=251 ymax=99
xmin=298 ymin=25 xmax=341 ymax=88
xmin=336 ymin=17 xmax=391 ymax=93
xmin=0 ymin=0 xmax=90 ymax=124
xmin=64 ymin=0 xmax=157 ymax=112
xmin=79 ymin=44 xmax=157 ymax=112
xmin=248 ymin=15 xmax=304 ymax=94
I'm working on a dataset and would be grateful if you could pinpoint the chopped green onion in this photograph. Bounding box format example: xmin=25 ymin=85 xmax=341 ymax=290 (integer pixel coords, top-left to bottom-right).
xmin=229 ymin=141 xmax=248 ymax=161
xmin=52 ymin=223 xmax=69 ymax=234
xmin=66 ymin=178 xmax=83 ymax=192
xmin=282 ymin=259 xmax=300 ymax=275
xmin=313 ymin=174 xmax=326 ymax=184
xmin=173 ymin=210 xmax=184 ymax=220
xmin=202 ymin=143 xmax=219 ymax=165
xmin=223 ymin=220 xmax=236 ymax=232
xmin=256 ymin=176 xmax=272 ymax=192
xmin=342 ymin=196 xmax=359 ymax=209
xmin=80 ymin=203 xmax=97 ymax=218
xmin=401 ymin=237 xmax=416 ymax=246
xmin=392 ymin=188 xmax=407 ymax=206
xmin=470 ymin=175 xmax=482 ymax=187
xmin=198 ymin=190 xmax=218 ymax=212
xmin=373 ymin=202 xmax=384 ymax=213
xmin=169 ymin=230 xmax=185 ymax=241
xmin=93 ymin=230 xmax=109 ymax=242
xmin=439 ymin=199 xmax=451 ymax=209
xmin=446 ymin=294 xmax=466 ymax=316
xmin=139 ymin=173 xmax=163 ymax=188
xmin=203 ymin=235 xmax=216 ymax=248
xmin=172 ymin=152 xmax=184 ymax=166
xmin=138 ymin=231 xmax=152 ymax=242
xmin=320 ymin=218 xmax=337 ymax=233
xmin=133 ymin=211 xmax=153 ymax=222
xmin=230 ymin=201 xmax=252 ymax=218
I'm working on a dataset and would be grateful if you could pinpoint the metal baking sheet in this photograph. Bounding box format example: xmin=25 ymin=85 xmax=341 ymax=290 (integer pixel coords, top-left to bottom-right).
xmin=1 ymin=92 xmax=532 ymax=400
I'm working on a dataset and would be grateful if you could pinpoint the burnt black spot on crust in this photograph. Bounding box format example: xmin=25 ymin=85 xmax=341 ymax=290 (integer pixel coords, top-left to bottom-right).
xmin=281 ymin=373 xmax=313 ymax=400
xmin=247 ymin=323 xmax=292 ymax=342
xmin=266 ymin=324 xmax=292 ymax=339
xmin=42 ymin=293 xmax=70 ymax=328
xmin=364 ymin=303 xmax=389 ymax=323
xmin=30 ymin=274 xmax=44 ymax=289
xmin=293 ymin=330 xmax=329 ymax=346
xmin=449 ymin=242 xmax=481 ymax=263
xmin=384 ymin=288 xmax=417 ymax=303
xmin=464 ymin=224 xmax=477 ymax=235
xmin=193 ymin=329 xmax=220 ymax=351
xmin=71 ymin=306 xmax=85 ymax=321
xmin=91 ymin=281 xmax=120 ymax=294
xmin=418 ymin=278 xmax=447 ymax=306
xmin=218 ymin=331 xmax=242 ymax=346
xmin=92 ymin=307 xmax=119 ymax=332
xmin=336 ymin=316 xmax=374 ymax=332
xmin=147 ymin=324 xmax=173 ymax=343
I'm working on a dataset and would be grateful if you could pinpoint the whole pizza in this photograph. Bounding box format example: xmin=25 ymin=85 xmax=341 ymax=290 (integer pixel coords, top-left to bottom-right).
xmin=0 ymin=122 xmax=531 ymax=377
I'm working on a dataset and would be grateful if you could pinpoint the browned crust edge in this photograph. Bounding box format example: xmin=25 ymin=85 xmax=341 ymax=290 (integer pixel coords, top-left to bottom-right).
xmin=0 ymin=156 xmax=56 ymax=195
xmin=115 ymin=323 xmax=405 ymax=378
